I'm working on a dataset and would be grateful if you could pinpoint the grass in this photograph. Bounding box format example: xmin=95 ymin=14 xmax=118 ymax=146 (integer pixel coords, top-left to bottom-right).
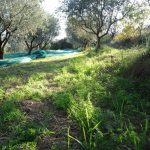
xmin=54 ymin=46 xmax=150 ymax=149
xmin=0 ymin=47 xmax=149 ymax=149
xmin=0 ymin=54 xmax=82 ymax=149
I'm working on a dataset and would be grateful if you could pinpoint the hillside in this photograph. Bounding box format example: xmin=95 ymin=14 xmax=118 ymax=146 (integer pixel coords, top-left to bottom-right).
xmin=0 ymin=47 xmax=149 ymax=150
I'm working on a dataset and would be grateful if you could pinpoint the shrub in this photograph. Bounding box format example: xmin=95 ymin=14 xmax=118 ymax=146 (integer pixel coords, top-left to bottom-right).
xmin=53 ymin=92 xmax=74 ymax=110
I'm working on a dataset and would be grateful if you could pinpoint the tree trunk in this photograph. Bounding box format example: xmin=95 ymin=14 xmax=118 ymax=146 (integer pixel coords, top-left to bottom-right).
xmin=83 ymin=40 xmax=88 ymax=50
xmin=41 ymin=42 xmax=48 ymax=50
xmin=146 ymin=37 xmax=150 ymax=51
xmin=25 ymin=40 xmax=33 ymax=55
xmin=0 ymin=47 xmax=4 ymax=60
xmin=28 ymin=48 xmax=33 ymax=55
xmin=96 ymin=36 xmax=101 ymax=50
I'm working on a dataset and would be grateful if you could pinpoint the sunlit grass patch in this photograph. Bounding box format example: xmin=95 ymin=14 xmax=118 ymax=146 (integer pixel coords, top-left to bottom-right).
xmin=0 ymin=53 xmax=87 ymax=148
xmin=53 ymin=46 xmax=149 ymax=149
xmin=0 ymin=47 xmax=149 ymax=149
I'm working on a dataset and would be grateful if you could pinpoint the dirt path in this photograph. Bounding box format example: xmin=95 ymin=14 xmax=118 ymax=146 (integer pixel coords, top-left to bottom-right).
xmin=19 ymin=99 xmax=80 ymax=150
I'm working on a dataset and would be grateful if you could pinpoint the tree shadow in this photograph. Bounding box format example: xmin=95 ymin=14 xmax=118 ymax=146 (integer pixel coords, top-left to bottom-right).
xmin=0 ymin=93 xmax=79 ymax=149
xmin=0 ymin=56 xmax=83 ymax=89
xmin=0 ymin=55 xmax=82 ymax=149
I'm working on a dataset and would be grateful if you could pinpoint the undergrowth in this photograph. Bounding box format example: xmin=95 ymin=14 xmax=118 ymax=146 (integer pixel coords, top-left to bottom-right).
xmin=53 ymin=46 xmax=150 ymax=150
xmin=0 ymin=56 xmax=70 ymax=149
xmin=0 ymin=46 xmax=149 ymax=149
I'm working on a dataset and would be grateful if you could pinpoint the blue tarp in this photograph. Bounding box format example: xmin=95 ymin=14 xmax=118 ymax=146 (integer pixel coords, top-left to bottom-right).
xmin=0 ymin=57 xmax=32 ymax=67
xmin=0 ymin=49 xmax=80 ymax=67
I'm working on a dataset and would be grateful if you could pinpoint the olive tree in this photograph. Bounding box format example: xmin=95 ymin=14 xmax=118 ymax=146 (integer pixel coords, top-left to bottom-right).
xmin=63 ymin=0 xmax=134 ymax=50
xmin=0 ymin=0 xmax=43 ymax=59
xmin=66 ymin=20 xmax=94 ymax=48
xmin=25 ymin=15 xmax=59 ymax=55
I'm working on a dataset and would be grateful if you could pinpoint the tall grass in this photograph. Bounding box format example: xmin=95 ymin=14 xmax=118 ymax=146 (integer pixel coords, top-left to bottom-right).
xmin=0 ymin=46 xmax=149 ymax=149
xmin=54 ymin=46 xmax=150 ymax=149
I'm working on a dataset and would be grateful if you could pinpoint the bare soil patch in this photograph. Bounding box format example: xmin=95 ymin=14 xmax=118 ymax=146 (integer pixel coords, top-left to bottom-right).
xmin=20 ymin=100 xmax=80 ymax=150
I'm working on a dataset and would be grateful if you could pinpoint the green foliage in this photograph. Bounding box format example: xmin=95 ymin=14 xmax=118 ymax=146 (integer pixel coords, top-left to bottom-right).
xmin=0 ymin=56 xmax=71 ymax=149
xmin=0 ymin=0 xmax=45 ymax=58
xmin=0 ymin=46 xmax=149 ymax=149
xmin=115 ymin=25 xmax=138 ymax=41
xmin=2 ymin=142 xmax=37 ymax=150
xmin=0 ymin=100 xmax=24 ymax=122
xmin=63 ymin=0 xmax=132 ymax=49
xmin=0 ymin=88 xmax=4 ymax=101
xmin=67 ymin=99 xmax=104 ymax=150
xmin=0 ymin=98 xmax=54 ymax=149
xmin=25 ymin=15 xmax=59 ymax=53
xmin=66 ymin=20 xmax=94 ymax=48
xmin=53 ymin=46 xmax=150 ymax=149
xmin=53 ymin=92 xmax=74 ymax=110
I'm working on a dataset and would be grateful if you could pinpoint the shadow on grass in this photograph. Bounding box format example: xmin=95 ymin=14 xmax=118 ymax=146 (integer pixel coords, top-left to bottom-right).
xmin=0 ymin=55 xmax=86 ymax=77
xmin=0 ymin=55 xmax=82 ymax=149
xmin=0 ymin=56 xmax=85 ymax=90
xmin=0 ymin=95 xmax=72 ymax=149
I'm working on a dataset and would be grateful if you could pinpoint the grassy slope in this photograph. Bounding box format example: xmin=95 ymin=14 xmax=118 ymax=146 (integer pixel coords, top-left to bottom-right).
xmin=0 ymin=54 xmax=83 ymax=150
xmin=0 ymin=47 xmax=150 ymax=150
